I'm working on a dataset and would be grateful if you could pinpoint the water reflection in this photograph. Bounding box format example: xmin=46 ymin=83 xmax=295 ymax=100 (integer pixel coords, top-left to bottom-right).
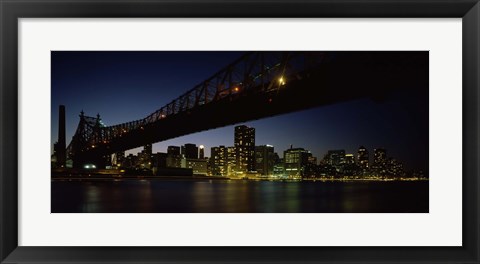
xmin=52 ymin=180 xmax=428 ymax=213
xmin=83 ymin=184 xmax=102 ymax=212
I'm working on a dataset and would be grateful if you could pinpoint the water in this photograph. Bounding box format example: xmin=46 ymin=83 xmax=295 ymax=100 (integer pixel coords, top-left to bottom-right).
xmin=51 ymin=179 xmax=428 ymax=213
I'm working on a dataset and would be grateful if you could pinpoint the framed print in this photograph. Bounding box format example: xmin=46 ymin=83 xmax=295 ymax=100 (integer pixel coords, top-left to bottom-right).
xmin=1 ymin=0 xmax=479 ymax=263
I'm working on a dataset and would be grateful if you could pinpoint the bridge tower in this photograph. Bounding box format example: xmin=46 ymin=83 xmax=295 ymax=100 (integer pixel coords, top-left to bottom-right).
xmin=67 ymin=110 xmax=110 ymax=169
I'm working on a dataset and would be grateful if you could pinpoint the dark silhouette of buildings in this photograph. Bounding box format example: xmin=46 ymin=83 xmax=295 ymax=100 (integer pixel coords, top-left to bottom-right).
xmin=255 ymin=145 xmax=275 ymax=176
xmin=182 ymin=143 xmax=198 ymax=159
xmin=234 ymin=125 xmax=255 ymax=173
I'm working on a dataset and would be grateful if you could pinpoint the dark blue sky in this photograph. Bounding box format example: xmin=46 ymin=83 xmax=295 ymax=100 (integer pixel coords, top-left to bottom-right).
xmin=51 ymin=51 xmax=428 ymax=171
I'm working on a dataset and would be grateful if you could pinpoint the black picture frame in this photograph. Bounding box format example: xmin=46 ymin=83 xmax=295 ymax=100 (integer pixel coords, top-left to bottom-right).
xmin=1 ymin=0 xmax=479 ymax=263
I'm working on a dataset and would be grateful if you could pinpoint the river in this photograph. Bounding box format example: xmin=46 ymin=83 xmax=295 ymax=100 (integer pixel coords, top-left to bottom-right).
xmin=51 ymin=179 xmax=428 ymax=213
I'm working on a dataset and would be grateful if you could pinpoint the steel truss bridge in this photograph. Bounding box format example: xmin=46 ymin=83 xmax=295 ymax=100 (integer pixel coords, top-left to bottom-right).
xmin=66 ymin=51 xmax=428 ymax=168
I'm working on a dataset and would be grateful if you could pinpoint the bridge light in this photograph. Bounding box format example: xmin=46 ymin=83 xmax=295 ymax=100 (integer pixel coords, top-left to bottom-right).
xmin=233 ymin=87 xmax=240 ymax=92
xmin=279 ymin=77 xmax=286 ymax=85
xmin=91 ymin=145 xmax=95 ymax=148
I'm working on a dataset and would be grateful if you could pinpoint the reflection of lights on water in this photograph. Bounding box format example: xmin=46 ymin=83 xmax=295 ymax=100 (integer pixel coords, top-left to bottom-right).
xmin=83 ymin=164 xmax=96 ymax=169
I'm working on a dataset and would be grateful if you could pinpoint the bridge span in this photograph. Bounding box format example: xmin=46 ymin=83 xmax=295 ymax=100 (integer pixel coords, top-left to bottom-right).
xmin=65 ymin=51 xmax=428 ymax=168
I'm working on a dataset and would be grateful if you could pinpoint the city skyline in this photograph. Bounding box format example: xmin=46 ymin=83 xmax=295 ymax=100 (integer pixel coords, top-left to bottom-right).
xmin=115 ymin=124 xmax=421 ymax=173
xmin=51 ymin=51 xmax=428 ymax=172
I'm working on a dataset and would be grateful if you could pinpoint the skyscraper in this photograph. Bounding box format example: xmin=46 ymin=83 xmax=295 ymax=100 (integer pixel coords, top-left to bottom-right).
xmin=210 ymin=146 xmax=227 ymax=176
xmin=284 ymin=147 xmax=310 ymax=178
xmin=234 ymin=125 xmax=255 ymax=173
xmin=325 ymin=149 xmax=346 ymax=172
xmin=357 ymin=146 xmax=369 ymax=171
xmin=227 ymin=146 xmax=236 ymax=175
xmin=373 ymin=148 xmax=387 ymax=175
xmin=182 ymin=143 xmax=198 ymax=159
xmin=199 ymin=145 xmax=205 ymax=159
xmin=167 ymin=146 xmax=182 ymax=168
xmin=343 ymin=153 xmax=357 ymax=176
xmin=255 ymin=145 xmax=275 ymax=176
xmin=144 ymin=144 xmax=152 ymax=156
xmin=113 ymin=151 xmax=125 ymax=167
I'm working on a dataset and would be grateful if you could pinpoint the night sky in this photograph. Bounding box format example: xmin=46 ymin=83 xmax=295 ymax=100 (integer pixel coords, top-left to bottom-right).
xmin=51 ymin=51 xmax=428 ymax=172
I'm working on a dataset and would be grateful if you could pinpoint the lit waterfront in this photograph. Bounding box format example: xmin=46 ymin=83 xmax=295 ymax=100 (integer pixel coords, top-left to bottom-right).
xmin=51 ymin=179 xmax=429 ymax=213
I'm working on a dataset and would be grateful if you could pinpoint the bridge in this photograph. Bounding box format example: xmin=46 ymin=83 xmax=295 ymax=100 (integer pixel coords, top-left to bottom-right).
xmin=64 ymin=51 xmax=428 ymax=168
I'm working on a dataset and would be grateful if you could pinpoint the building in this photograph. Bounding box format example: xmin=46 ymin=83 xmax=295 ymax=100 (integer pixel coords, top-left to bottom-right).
xmin=357 ymin=146 xmax=369 ymax=171
xmin=112 ymin=151 xmax=125 ymax=167
xmin=345 ymin=154 xmax=355 ymax=164
xmin=255 ymin=145 xmax=275 ymax=176
xmin=144 ymin=144 xmax=152 ymax=156
xmin=152 ymin=152 xmax=167 ymax=168
xmin=182 ymin=143 xmax=198 ymax=159
xmin=304 ymin=155 xmax=319 ymax=178
xmin=234 ymin=125 xmax=255 ymax=173
xmin=210 ymin=146 xmax=227 ymax=176
xmin=373 ymin=148 xmax=387 ymax=175
xmin=273 ymin=157 xmax=285 ymax=178
xmin=373 ymin=148 xmax=386 ymax=165
xmin=124 ymin=153 xmax=138 ymax=168
xmin=199 ymin=145 xmax=205 ymax=159
xmin=151 ymin=152 xmax=167 ymax=174
xmin=138 ymin=144 xmax=153 ymax=168
xmin=273 ymin=162 xmax=285 ymax=178
xmin=186 ymin=158 xmax=208 ymax=175
xmin=284 ymin=147 xmax=310 ymax=178
xmin=167 ymin=146 xmax=183 ymax=168
xmin=386 ymin=157 xmax=404 ymax=177
xmin=227 ymin=146 xmax=236 ymax=176
xmin=325 ymin=150 xmax=346 ymax=172
xmin=343 ymin=153 xmax=358 ymax=176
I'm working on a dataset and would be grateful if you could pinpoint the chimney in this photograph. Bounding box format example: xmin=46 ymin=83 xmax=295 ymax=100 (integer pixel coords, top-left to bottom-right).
xmin=56 ymin=105 xmax=66 ymax=168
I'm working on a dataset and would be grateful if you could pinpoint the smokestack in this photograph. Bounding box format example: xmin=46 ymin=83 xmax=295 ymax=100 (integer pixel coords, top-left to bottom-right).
xmin=56 ymin=105 xmax=66 ymax=168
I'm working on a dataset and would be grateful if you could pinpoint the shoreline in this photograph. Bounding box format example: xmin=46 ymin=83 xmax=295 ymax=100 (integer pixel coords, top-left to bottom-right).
xmin=51 ymin=175 xmax=428 ymax=182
